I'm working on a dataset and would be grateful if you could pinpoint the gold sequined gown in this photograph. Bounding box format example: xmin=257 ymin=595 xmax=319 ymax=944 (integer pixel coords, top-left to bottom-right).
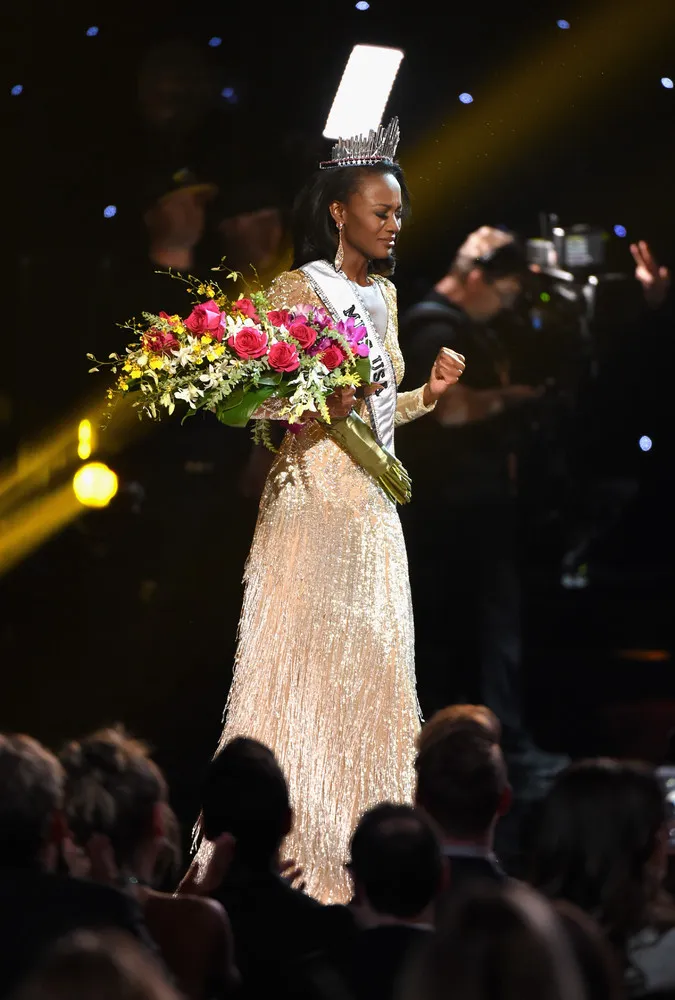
xmin=202 ymin=269 xmax=434 ymax=903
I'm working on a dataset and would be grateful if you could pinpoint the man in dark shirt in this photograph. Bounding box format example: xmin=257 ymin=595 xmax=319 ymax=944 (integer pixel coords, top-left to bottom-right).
xmin=397 ymin=227 xmax=566 ymax=784
xmin=414 ymin=718 xmax=511 ymax=893
xmin=296 ymin=804 xmax=441 ymax=1000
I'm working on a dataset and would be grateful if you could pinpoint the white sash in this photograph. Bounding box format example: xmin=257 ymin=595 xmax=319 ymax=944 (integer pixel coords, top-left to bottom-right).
xmin=299 ymin=260 xmax=397 ymax=453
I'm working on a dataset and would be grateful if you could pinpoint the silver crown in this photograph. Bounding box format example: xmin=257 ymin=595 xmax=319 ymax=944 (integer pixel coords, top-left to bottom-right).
xmin=320 ymin=117 xmax=400 ymax=170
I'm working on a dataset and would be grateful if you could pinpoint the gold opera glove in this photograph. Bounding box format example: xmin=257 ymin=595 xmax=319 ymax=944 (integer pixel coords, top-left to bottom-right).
xmin=323 ymin=411 xmax=412 ymax=505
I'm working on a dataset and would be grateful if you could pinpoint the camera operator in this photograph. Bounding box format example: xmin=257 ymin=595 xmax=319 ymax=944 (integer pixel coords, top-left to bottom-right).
xmin=397 ymin=226 xmax=567 ymax=788
xmin=398 ymin=226 xmax=671 ymax=792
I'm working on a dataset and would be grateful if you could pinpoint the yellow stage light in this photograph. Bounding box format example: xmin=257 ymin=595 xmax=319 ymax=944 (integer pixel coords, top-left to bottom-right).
xmin=77 ymin=419 xmax=93 ymax=460
xmin=72 ymin=462 xmax=118 ymax=508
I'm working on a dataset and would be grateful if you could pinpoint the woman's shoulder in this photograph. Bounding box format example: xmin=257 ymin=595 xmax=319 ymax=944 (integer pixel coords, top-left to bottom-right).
xmin=266 ymin=268 xmax=321 ymax=309
xmin=144 ymin=887 xmax=230 ymax=931
xmin=372 ymin=274 xmax=397 ymax=296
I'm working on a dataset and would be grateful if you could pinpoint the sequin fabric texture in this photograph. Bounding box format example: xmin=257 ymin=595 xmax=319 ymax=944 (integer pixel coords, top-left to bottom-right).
xmin=195 ymin=269 xmax=435 ymax=903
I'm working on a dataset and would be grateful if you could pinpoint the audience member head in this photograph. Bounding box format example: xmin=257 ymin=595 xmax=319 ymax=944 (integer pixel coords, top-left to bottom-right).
xmin=528 ymin=758 xmax=673 ymax=946
xmin=217 ymin=177 xmax=288 ymax=278
xmin=58 ymin=726 xmax=168 ymax=883
xmin=0 ymin=733 xmax=67 ymax=871
xmin=553 ymin=901 xmax=624 ymax=1000
xmin=201 ymin=737 xmax=292 ymax=867
xmin=415 ymin=727 xmax=511 ymax=846
xmin=408 ymin=880 xmax=584 ymax=1000
xmin=137 ymin=38 xmax=220 ymax=135
xmin=437 ymin=226 xmax=528 ymax=322
xmin=9 ymin=929 xmax=181 ymax=1000
xmin=417 ymin=704 xmax=502 ymax=756
xmin=347 ymin=803 xmax=444 ymax=923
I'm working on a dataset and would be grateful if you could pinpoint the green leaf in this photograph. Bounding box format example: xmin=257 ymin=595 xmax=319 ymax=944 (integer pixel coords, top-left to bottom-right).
xmin=355 ymin=356 xmax=372 ymax=385
xmin=217 ymin=385 xmax=246 ymax=410
xmin=257 ymin=371 xmax=283 ymax=387
xmin=215 ymin=385 xmax=277 ymax=427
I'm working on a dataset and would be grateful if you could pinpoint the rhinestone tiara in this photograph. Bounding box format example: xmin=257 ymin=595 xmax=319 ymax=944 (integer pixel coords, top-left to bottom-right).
xmin=319 ymin=117 xmax=400 ymax=170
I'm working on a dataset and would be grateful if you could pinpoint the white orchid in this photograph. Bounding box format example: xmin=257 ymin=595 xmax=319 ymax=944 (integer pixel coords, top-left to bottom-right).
xmin=172 ymin=346 xmax=194 ymax=367
xmin=159 ymin=392 xmax=176 ymax=415
xmin=174 ymin=384 xmax=204 ymax=408
xmin=198 ymin=365 xmax=224 ymax=390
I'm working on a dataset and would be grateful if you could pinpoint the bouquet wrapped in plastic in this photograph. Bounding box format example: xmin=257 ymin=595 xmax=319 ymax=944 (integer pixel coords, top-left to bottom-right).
xmin=89 ymin=268 xmax=411 ymax=503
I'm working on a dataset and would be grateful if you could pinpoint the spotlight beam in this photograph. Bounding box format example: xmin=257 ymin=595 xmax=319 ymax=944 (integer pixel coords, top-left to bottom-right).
xmin=399 ymin=0 xmax=675 ymax=244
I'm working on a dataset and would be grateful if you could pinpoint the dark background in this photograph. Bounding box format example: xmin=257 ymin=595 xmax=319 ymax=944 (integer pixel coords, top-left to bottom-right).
xmin=1 ymin=0 xmax=674 ymax=836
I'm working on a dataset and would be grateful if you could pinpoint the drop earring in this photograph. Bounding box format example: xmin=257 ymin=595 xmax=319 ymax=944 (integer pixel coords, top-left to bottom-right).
xmin=334 ymin=222 xmax=344 ymax=272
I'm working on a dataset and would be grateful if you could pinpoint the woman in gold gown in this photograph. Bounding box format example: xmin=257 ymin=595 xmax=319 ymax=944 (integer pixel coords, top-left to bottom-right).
xmin=198 ymin=122 xmax=465 ymax=902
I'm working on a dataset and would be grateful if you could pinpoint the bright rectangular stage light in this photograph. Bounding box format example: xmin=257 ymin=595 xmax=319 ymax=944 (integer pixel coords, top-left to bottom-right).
xmin=323 ymin=45 xmax=404 ymax=140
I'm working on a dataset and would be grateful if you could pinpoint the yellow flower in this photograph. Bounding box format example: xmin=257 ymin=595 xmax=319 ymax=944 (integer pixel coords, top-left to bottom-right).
xmin=206 ymin=351 xmax=216 ymax=362
xmin=120 ymin=381 xmax=129 ymax=391
xmin=205 ymin=285 xmax=215 ymax=297
xmin=149 ymin=357 xmax=163 ymax=370
xmin=170 ymin=314 xmax=180 ymax=323
xmin=201 ymin=334 xmax=212 ymax=345
xmin=130 ymin=368 xmax=142 ymax=379
xmin=197 ymin=285 xmax=205 ymax=295
xmin=123 ymin=362 xmax=132 ymax=372
xmin=214 ymin=344 xmax=225 ymax=357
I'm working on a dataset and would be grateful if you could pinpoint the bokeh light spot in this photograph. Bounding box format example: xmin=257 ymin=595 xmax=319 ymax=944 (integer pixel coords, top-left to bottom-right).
xmin=459 ymin=93 xmax=473 ymax=104
xmin=103 ymin=205 xmax=117 ymax=218
xmin=10 ymin=84 xmax=23 ymax=96
xmin=73 ymin=463 xmax=118 ymax=508
xmin=613 ymin=225 xmax=627 ymax=237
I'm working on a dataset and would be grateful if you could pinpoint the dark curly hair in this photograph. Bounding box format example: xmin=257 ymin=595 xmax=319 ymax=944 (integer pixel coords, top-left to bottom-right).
xmin=528 ymin=758 xmax=675 ymax=950
xmin=291 ymin=162 xmax=411 ymax=277
xmin=59 ymin=725 xmax=167 ymax=869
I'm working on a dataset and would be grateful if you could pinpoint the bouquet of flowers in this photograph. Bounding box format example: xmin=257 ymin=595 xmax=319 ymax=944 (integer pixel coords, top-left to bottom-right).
xmin=89 ymin=268 xmax=412 ymax=503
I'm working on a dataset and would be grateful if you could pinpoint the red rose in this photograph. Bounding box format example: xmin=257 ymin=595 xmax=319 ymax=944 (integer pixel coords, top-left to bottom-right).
xmin=227 ymin=326 xmax=269 ymax=360
xmin=321 ymin=344 xmax=347 ymax=370
xmin=268 ymin=341 xmax=300 ymax=372
xmin=143 ymin=328 xmax=179 ymax=355
xmin=267 ymin=309 xmax=291 ymax=328
xmin=233 ymin=297 xmax=259 ymax=321
xmin=185 ymin=300 xmax=223 ymax=335
xmin=287 ymin=321 xmax=317 ymax=351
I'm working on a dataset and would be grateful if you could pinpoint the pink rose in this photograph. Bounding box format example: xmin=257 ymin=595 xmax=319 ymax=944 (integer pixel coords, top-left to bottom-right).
xmin=267 ymin=309 xmax=291 ymax=328
xmin=233 ymin=298 xmax=259 ymax=321
xmin=268 ymin=341 xmax=300 ymax=372
xmin=355 ymin=341 xmax=370 ymax=357
xmin=287 ymin=321 xmax=317 ymax=351
xmin=321 ymin=344 xmax=347 ymax=371
xmin=185 ymin=300 xmax=223 ymax=335
xmin=227 ymin=326 xmax=269 ymax=360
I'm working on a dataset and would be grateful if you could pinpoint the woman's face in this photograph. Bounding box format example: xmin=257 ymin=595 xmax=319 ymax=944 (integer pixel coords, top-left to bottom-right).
xmin=330 ymin=172 xmax=403 ymax=262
